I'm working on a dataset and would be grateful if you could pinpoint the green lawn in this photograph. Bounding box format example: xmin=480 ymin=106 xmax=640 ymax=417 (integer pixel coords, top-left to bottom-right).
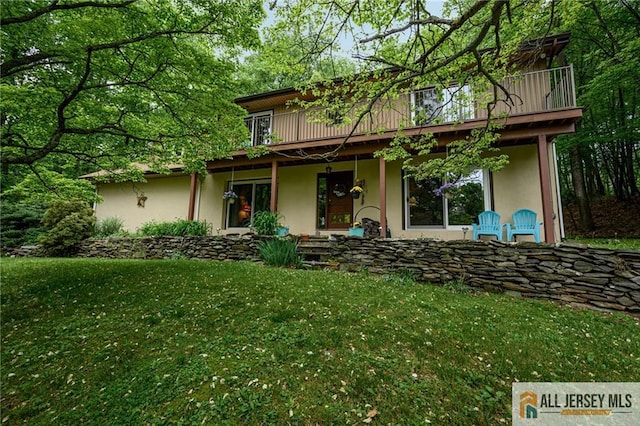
xmin=565 ymin=237 xmax=640 ymax=251
xmin=1 ymin=259 xmax=638 ymax=425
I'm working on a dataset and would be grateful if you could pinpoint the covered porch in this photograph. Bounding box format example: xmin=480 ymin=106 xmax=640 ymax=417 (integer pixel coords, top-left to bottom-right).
xmin=200 ymin=108 xmax=582 ymax=243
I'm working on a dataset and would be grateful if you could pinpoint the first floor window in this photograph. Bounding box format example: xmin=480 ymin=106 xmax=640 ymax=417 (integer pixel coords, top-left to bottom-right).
xmin=226 ymin=180 xmax=271 ymax=228
xmin=405 ymin=170 xmax=490 ymax=228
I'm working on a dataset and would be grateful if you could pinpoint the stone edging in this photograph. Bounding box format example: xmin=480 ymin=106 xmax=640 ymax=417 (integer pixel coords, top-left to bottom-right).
xmin=5 ymin=235 xmax=640 ymax=313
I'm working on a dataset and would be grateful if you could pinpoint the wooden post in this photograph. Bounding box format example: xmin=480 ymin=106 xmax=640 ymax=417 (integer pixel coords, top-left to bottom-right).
xmin=537 ymin=134 xmax=555 ymax=243
xmin=379 ymin=156 xmax=387 ymax=238
xmin=187 ymin=173 xmax=197 ymax=221
xmin=270 ymin=159 xmax=278 ymax=212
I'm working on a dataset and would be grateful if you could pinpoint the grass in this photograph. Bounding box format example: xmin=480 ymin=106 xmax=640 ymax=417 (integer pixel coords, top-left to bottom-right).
xmin=1 ymin=259 xmax=639 ymax=425
xmin=565 ymin=237 xmax=640 ymax=251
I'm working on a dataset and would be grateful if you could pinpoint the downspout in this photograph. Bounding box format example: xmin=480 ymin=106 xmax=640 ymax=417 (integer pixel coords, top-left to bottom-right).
xmin=92 ymin=184 xmax=99 ymax=213
xmin=187 ymin=173 xmax=197 ymax=221
xmin=552 ymin=142 xmax=565 ymax=241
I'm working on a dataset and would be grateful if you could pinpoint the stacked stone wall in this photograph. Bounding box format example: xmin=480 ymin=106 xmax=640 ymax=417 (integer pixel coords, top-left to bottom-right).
xmin=6 ymin=236 xmax=639 ymax=313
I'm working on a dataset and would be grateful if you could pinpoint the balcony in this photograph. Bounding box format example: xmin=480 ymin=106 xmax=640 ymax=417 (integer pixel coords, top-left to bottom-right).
xmin=242 ymin=66 xmax=577 ymax=146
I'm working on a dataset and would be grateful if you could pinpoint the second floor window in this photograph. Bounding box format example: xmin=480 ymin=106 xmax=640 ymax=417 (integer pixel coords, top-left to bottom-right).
xmin=244 ymin=111 xmax=272 ymax=146
xmin=412 ymin=85 xmax=474 ymax=125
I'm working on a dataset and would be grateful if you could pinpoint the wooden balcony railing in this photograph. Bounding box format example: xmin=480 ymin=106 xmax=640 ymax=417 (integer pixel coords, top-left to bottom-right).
xmin=242 ymin=65 xmax=576 ymax=146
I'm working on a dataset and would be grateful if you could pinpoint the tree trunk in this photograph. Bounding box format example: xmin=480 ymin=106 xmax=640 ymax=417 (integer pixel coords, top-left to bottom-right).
xmin=570 ymin=144 xmax=595 ymax=232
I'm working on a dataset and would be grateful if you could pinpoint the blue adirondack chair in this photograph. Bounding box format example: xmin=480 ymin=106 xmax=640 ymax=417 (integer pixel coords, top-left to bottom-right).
xmin=506 ymin=209 xmax=542 ymax=243
xmin=472 ymin=211 xmax=504 ymax=241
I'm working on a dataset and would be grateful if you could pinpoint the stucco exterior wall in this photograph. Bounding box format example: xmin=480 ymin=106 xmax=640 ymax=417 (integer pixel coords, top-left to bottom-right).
xmin=492 ymin=145 xmax=544 ymax=241
xmin=492 ymin=143 xmax=563 ymax=242
xmin=93 ymin=143 xmax=558 ymax=241
xmin=201 ymin=144 xmax=549 ymax=241
xmin=95 ymin=175 xmax=191 ymax=232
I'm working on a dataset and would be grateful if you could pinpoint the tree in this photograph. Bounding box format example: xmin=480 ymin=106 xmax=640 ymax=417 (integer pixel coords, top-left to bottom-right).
xmin=265 ymin=0 xmax=568 ymax=179
xmin=236 ymin=30 xmax=357 ymax=96
xmin=1 ymin=0 xmax=264 ymax=178
xmin=556 ymin=1 xmax=640 ymax=200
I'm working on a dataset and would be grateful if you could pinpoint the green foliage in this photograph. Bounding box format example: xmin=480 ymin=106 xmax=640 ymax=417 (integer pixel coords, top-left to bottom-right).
xmin=38 ymin=200 xmax=96 ymax=256
xmin=1 ymin=0 xmax=264 ymax=176
xmin=266 ymin=0 xmax=526 ymax=182
xmin=0 ymin=200 xmax=47 ymax=248
xmin=377 ymin=125 xmax=509 ymax=182
xmin=236 ymin=38 xmax=356 ymax=96
xmin=564 ymin=238 xmax=640 ymax=252
xmin=137 ymin=219 xmax=211 ymax=237
xmin=447 ymin=181 xmax=485 ymax=225
xmin=3 ymin=169 xmax=99 ymax=204
xmin=554 ymin=1 xmax=640 ymax=200
xmin=382 ymin=268 xmax=421 ymax=286
xmin=258 ymin=238 xmax=303 ymax=268
xmin=94 ymin=217 xmax=124 ymax=238
xmin=443 ymin=278 xmax=476 ymax=294
xmin=251 ymin=211 xmax=279 ymax=235
xmin=2 ymin=258 xmax=638 ymax=424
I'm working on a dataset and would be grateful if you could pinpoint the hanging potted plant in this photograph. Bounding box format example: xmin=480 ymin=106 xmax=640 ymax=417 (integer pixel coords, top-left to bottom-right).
xmin=350 ymin=185 xmax=363 ymax=199
xmin=222 ymin=190 xmax=238 ymax=204
xmin=350 ymin=179 xmax=365 ymax=199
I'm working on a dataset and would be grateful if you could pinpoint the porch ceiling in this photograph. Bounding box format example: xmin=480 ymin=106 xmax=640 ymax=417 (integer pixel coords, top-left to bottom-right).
xmin=206 ymin=107 xmax=582 ymax=172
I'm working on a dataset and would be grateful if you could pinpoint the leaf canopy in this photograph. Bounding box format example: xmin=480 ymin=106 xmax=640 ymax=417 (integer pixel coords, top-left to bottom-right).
xmin=1 ymin=0 xmax=265 ymax=177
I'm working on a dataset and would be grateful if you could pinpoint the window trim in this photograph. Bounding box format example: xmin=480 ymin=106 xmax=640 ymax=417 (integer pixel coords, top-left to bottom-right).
xmin=244 ymin=110 xmax=273 ymax=146
xmin=225 ymin=178 xmax=272 ymax=230
xmin=404 ymin=170 xmax=491 ymax=230
xmin=411 ymin=85 xmax=474 ymax=125
xmin=411 ymin=87 xmax=442 ymax=126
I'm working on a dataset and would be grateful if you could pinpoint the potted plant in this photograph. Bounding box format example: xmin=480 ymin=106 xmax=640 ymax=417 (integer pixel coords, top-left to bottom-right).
xmin=350 ymin=178 xmax=365 ymax=199
xmin=348 ymin=221 xmax=365 ymax=237
xmin=276 ymin=223 xmax=289 ymax=236
xmin=350 ymin=185 xmax=364 ymax=199
xmin=251 ymin=211 xmax=280 ymax=235
xmin=222 ymin=190 xmax=238 ymax=204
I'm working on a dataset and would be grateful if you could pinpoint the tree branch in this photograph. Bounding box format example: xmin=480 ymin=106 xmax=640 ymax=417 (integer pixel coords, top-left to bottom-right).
xmin=359 ymin=17 xmax=454 ymax=44
xmin=1 ymin=0 xmax=137 ymax=26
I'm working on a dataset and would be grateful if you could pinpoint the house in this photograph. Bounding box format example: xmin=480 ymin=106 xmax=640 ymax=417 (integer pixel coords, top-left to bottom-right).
xmin=89 ymin=33 xmax=582 ymax=243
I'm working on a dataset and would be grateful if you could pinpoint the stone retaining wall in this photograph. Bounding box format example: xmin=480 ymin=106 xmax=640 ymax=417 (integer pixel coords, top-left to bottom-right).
xmin=6 ymin=235 xmax=640 ymax=313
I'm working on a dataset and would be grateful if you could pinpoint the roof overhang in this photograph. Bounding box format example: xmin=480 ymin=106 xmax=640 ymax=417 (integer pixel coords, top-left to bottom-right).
xmin=80 ymin=163 xmax=186 ymax=182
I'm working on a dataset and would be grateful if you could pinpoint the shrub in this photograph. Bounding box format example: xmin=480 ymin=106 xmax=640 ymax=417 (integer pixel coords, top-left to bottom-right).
xmin=258 ymin=238 xmax=303 ymax=268
xmin=95 ymin=217 xmax=124 ymax=238
xmin=382 ymin=268 xmax=421 ymax=286
xmin=251 ymin=211 xmax=279 ymax=235
xmin=39 ymin=200 xmax=96 ymax=256
xmin=0 ymin=200 xmax=47 ymax=248
xmin=443 ymin=278 xmax=475 ymax=294
xmin=138 ymin=219 xmax=210 ymax=236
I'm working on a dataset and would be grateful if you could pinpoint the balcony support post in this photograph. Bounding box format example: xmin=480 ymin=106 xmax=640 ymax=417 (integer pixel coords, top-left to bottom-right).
xmin=187 ymin=173 xmax=197 ymax=221
xmin=270 ymin=159 xmax=278 ymax=213
xmin=379 ymin=156 xmax=387 ymax=238
xmin=537 ymin=134 xmax=555 ymax=243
